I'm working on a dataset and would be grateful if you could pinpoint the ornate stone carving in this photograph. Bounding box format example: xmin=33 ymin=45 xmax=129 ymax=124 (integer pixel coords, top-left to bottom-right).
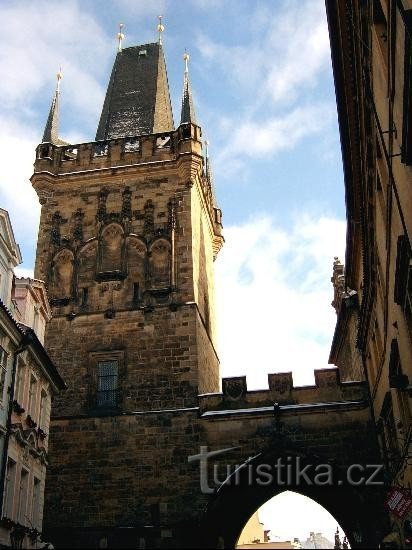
xmin=222 ymin=376 xmax=247 ymax=401
xmin=73 ymin=209 xmax=84 ymax=242
xmin=268 ymin=372 xmax=293 ymax=394
xmin=51 ymin=211 xmax=63 ymax=246
xmin=168 ymin=198 xmax=177 ymax=231
xmin=97 ymin=188 xmax=109 ymax=223
xmin=144 ymin=200 xmax=155 ymax=235
xmin=122 ymin=187 xmax=132 ymax=220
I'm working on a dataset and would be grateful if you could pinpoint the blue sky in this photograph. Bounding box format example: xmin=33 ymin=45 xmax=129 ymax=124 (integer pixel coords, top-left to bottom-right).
xmin=0 ymin=0 xmax=350 ymax=539
xmin=0 ymin=0 xmax=347 ymax=389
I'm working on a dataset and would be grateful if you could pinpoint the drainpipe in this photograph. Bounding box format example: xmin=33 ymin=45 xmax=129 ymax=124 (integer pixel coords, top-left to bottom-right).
xmin=0 ymin=332 xmax=32 ymax=513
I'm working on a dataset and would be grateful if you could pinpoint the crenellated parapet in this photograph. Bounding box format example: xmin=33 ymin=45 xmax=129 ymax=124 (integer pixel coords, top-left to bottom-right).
xmin=34 ymin=124 xmax=202 ymax=177
xmin=199 ymin=368 xmax=367 ymax=416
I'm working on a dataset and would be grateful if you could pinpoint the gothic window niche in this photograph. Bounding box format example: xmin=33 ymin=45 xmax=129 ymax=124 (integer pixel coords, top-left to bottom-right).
xmin=88 ymin=350 xmax=125 ymax=414
xmin=97 ymin=223 xmax=126 ymax=281
xmin=148 ymin=238 xmax=171 ymax=290
xmin=77 ymin=240 xmax=98 ymax=308
xmin=49 ymin=249 xmax=74 ymax=305
xmin=127 ymin=236 xmax=147 ymax=305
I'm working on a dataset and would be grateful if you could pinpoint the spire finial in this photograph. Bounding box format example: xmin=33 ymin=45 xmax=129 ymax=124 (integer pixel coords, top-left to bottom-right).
xmin=56 ymin=67 xmax=63 ymax=93
xmin=117 ymin=23 xmax=125 ymax=52
xmin=183 ymin=50 xmax=190 ymax=74
xmin=157 ymin=15 xmax=164 ymax=45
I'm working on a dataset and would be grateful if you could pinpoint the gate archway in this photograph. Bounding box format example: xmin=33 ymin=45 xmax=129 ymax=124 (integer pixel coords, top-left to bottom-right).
xmin=199 ymin=448 xmax=386 ymax=549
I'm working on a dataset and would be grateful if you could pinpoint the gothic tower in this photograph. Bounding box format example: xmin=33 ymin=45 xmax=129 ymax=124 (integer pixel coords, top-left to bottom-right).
xmin=31 ymin=40 xmax=223 ymax=547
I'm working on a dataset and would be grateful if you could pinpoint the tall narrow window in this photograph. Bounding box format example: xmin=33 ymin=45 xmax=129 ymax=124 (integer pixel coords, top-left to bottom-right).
xmin=15 ymin=358 xmax=25 ymax=405
xmin=31 ymin=477 xmax=41 ymax=530
xmin=3 ymin=458 xmax=16 ymax=519
xmin=401 ymin=10 xmax=412 ymax=165
xmin=39 ymin=389 xmax=48 ymax=430
xmin=389 ymin=339 xmax=411 ymax=435
xmin=394 ymin=235 xmax=412 ymax=340
xmin=97 ymin=361 xmax=118 ymax=408
xmin=373 ymin=0 xmax=388 ymax=65
xmin=17 ymin=468 xmax=29 ymax=524
xmin=0 ymin=346 xmax=8 ymax=403
xmin=28 ymin=374 xmax=37 ymax=417
xmin=379 ymin=393 xmax=400 ymax=476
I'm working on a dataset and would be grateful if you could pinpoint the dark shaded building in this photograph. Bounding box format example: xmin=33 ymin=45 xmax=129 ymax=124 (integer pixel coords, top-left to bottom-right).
xmin=326 ymin=0 xmax=412 ymax=546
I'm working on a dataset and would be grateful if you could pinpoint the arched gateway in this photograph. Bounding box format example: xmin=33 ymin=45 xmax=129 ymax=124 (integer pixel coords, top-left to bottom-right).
xmin=31 ymin=35 xmax=388 ymax=549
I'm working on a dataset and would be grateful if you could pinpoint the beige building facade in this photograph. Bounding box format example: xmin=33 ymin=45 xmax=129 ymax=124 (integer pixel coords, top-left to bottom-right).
xmin=0 ymin=210 xmax=65 ymax=548
xmin=326 ymin=0 xmax=412 ymax=546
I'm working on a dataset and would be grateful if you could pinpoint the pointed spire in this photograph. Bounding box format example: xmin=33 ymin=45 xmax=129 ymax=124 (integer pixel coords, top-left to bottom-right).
xmin=42 ymin=69 xmax=63 ymax=144
xmin=180 ymin=52 xmax=197 ymax=125
xmin=117 ymin=23 xmax=125 ymax=53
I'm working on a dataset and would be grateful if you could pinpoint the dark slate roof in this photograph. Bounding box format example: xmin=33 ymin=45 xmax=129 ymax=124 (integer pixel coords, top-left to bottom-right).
xmin=180 ymin=69 xmax=197 ymax=125
xmin=96 ymin=43 xmax=174 ymax=140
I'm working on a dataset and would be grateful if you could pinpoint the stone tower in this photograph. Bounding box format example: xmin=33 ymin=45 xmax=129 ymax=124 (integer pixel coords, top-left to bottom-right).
xmin=31 ymin=41 xmax=223 ymax=547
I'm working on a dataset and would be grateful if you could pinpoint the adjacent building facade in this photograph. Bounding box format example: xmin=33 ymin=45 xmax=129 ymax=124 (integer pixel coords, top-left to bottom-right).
xmin=326 ymin=0 xmax=412 ymax=546
xmin=0 ymin=210 xmax=65 ymax=548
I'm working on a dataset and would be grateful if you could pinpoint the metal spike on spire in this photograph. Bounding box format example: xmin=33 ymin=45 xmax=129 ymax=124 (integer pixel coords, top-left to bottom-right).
xmin=56 ymin=67 xmax=63 ymax=93
xmin=42 ymin=69 xmax=63 ymax=144
xmin=184 ymin=50 xmax=189 ymax=74
xmin=180 ymin=51 xmax=197 ymax=125
xmin=157 ymin=15 xmax=164 ymax=45
xmin=117 ymin=23 xmax=125 ymax=52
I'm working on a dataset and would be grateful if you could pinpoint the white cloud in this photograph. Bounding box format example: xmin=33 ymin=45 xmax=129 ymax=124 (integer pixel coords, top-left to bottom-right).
xmin=195 ymin=0 xmax=333 ymax=176
xmin=0 ymin=1 xmax=110 ymax=133
xmin=15 ymin=267 xmax=35 ymax=279
xmin=216 ymin=214 xmax=346 ymax=389
xmin=216 ymin=104 xmax=333 ymax=168
xmin=0 ymin=117 xmax=41 ymax=265
xmin=196 ymin=0 xmax=330 ymax=108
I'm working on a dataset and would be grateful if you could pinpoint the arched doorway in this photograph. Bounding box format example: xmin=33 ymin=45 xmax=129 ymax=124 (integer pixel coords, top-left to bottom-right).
xmin=200 ymin=448 xmax=386 ymax=548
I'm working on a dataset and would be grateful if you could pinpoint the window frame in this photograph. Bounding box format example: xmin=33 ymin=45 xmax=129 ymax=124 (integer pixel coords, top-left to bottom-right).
xmin=0 ymin=345 xmax=9 ymax=403
xmin=88 ymin=350 xmax=125 ymax=413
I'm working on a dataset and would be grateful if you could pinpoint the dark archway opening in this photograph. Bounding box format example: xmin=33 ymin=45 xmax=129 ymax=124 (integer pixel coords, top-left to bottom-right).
xmin=199 ymin=448 xmax=387 ymax=548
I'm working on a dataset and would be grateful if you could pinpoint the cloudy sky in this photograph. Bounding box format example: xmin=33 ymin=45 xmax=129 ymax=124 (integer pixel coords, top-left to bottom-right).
xmin=0 ymin=0 xmax=347 ymax=539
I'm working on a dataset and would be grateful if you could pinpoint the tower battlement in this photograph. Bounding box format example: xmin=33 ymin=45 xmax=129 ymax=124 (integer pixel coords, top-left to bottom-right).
xmin=34 ymin=123 xmax=203 ymax=177
xmin=199 ymin=368 xmax=367 ymax=416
